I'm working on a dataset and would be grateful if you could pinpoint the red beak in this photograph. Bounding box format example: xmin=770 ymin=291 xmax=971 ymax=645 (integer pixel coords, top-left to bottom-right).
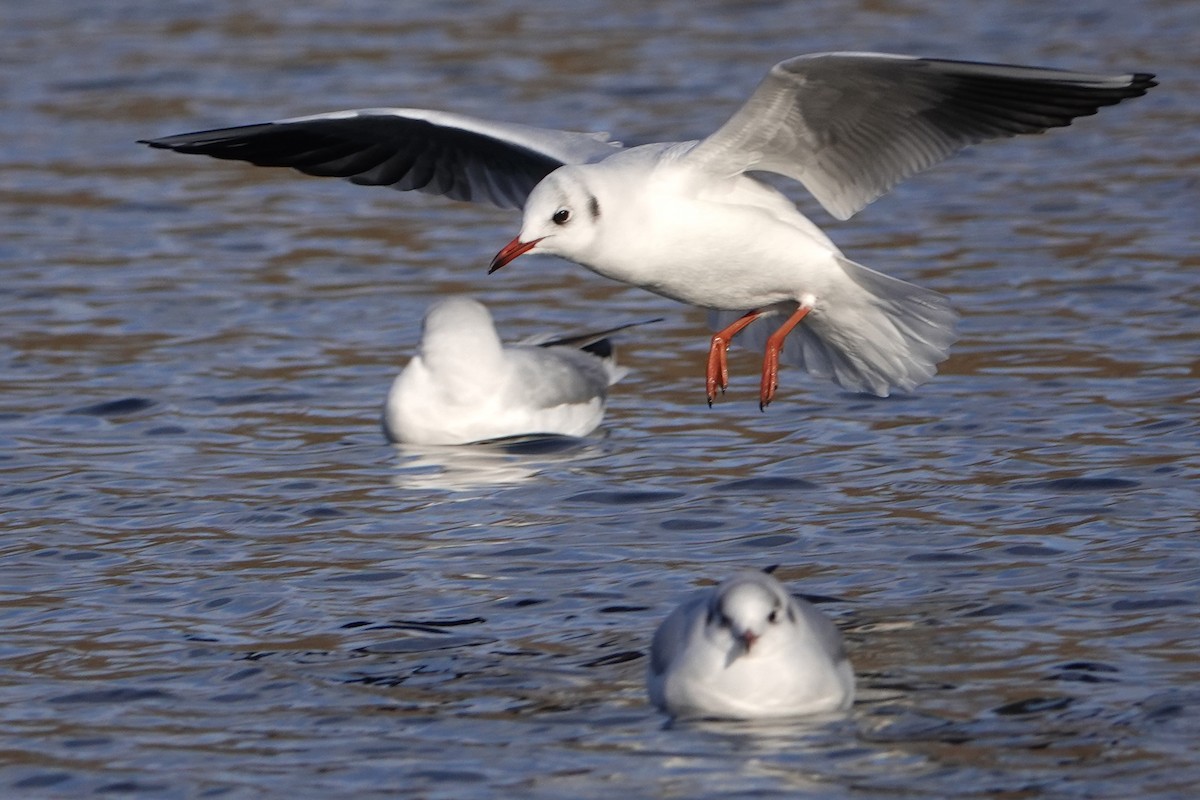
xmin=488 ymin=236 xmax=543 ymax=274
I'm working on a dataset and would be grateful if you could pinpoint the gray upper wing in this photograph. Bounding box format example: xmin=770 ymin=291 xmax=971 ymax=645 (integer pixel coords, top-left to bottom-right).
xmin=506 ymin=345 xmax=615 ymax=408
xmin=141 ymin=108 xmax=623 ymax=209
xmin=649 ymin=593 xmax=709 ymax=677
xmin=684 ymin=52 xmax=1156 ymax=220
xmin=789 ymin=594 xmax=849 ymax=664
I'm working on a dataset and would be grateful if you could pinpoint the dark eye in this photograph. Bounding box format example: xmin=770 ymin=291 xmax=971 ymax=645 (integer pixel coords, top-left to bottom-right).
xmin=768 ymin=609 xmax=779 ymax=624
xmin=552 ymin=208 xmax=571 ymax=225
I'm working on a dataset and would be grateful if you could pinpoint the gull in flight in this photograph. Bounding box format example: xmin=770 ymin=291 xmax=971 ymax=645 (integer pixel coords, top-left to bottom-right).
xmin=648 ymin=568 xmax=855 ymax=720
xmin=384 ymin=295 xmax=645 ymax=445
xmin=142 ymin=52 xmax=1155 ymax=407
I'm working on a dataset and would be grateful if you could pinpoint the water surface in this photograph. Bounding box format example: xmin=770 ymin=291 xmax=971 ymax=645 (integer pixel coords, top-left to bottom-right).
xmin=2 ymin=0 xmax=1197 ymax=797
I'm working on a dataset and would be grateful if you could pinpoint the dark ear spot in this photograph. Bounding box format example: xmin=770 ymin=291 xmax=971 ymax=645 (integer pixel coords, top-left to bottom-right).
xmin=588 ymin=195 xmax=601 ymax=220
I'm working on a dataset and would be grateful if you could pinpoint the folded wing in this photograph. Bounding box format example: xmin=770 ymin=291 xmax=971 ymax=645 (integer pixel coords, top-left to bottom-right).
xmin=507 ymin=346 xmax=617 ymax=408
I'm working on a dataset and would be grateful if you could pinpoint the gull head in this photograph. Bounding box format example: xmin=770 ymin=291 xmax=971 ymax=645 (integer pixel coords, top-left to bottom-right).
xmin=418 ymin=296 xmax=502 ymax=363
xmin=705 ymin=571 xmax=792 ymax=666
xmin=489 ymin=167 xmax=603 ymax=274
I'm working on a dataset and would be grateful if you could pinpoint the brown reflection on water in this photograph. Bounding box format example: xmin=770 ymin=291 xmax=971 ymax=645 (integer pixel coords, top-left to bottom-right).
xmin=2 ymin=1 xmax=1197 ymax=797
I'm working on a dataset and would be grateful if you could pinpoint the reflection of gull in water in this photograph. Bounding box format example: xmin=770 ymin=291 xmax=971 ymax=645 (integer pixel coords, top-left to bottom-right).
xmin=383 ymin=296 xmax=654 ymax=446
xmin=390 ymin=435 xmax=604 ymax=492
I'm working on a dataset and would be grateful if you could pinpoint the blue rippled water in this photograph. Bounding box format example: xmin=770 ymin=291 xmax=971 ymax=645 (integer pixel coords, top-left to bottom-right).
xmin=2 ymin=0 xmax=1197 ymax=797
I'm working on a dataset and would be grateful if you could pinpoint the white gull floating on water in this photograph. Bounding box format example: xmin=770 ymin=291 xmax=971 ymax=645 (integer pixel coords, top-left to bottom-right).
xmin=383 ymin=296 xmax=644 ymax=446
xmin=142 ymin=52 xmax=1155 ymax=407
xmin=648 ymin=568 xmax=855 ymax=720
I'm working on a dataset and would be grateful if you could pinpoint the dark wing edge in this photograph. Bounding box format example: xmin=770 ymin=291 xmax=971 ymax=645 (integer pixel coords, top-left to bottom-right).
xmin=140 ymin=110 xmax=623 ymax=210
xmin=783 ymin=56 xmax=1157 ymax=219
xmin=535 ymin=317 xmax=665 ymax=357
xmin=688 ymin=52 xmax=1157 ymax=220
xmin=831 ymin=61 xmax=1157 ymax=218
xmin=906 ymin=58 xmax=1157 ymax=142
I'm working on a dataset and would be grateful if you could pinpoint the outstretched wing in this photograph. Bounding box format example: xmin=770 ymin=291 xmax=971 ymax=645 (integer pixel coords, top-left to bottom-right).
xmin=685 ymin=52 xmax=1156 ymax=220
xmin=141 ymin=108 xmax=623 ymax=209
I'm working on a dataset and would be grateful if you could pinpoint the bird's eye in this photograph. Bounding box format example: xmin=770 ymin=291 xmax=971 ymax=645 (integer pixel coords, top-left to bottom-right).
xmin=552 ymin=208 xmax=571 ymax=225
xmin=768 ymin=610 xmax=779 ymax=624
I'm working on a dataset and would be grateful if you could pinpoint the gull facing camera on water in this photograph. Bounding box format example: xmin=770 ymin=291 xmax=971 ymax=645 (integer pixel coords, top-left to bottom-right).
xmin=142 ymin=52 xmax=1155 ymax=407
xmin=648 ymin=568 xmax=855 ymax=720
xmin=383 ymin=296 xmax=647 ymax=446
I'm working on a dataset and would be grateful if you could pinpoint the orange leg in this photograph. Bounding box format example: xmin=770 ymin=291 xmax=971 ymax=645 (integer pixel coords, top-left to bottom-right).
xmin=706 ymin=310 xmax=765 ymax=406
xmin=759 ymin=305 xmax=812 ymax=410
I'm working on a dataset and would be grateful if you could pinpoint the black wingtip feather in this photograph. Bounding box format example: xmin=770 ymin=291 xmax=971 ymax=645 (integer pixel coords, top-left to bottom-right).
xmin=579 ymin=338 xmax=614 ymax=359
xmin=138 ymin=122 xmax=285 ymax=152
xmin=138 ymin=115 xmax=569 ymax=210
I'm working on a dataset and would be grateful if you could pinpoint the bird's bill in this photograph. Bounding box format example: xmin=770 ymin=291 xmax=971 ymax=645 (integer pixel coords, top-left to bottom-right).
xmin=724 ymin=630 xmax=759 ymax=667
xmin=488 ymin=236 xmax=543 ymax=274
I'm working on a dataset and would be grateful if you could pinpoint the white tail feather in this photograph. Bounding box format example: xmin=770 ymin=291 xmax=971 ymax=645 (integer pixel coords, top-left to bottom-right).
xmin=712 ymin=257 xmax=958 ymax=397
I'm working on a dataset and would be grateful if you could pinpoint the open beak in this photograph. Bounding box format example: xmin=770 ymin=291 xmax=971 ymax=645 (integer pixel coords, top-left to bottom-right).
xmin=488 ymin=236 xmax=543 ymax=274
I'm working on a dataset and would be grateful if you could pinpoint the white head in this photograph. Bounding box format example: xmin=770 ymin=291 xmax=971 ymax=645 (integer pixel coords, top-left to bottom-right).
xmin=489 ymin=166 xmax=605 ymax=273
xmin=704 ymin=571 xmax=795 ymax=664
xmin=418 ymin=296 xmax=503 ymax=370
